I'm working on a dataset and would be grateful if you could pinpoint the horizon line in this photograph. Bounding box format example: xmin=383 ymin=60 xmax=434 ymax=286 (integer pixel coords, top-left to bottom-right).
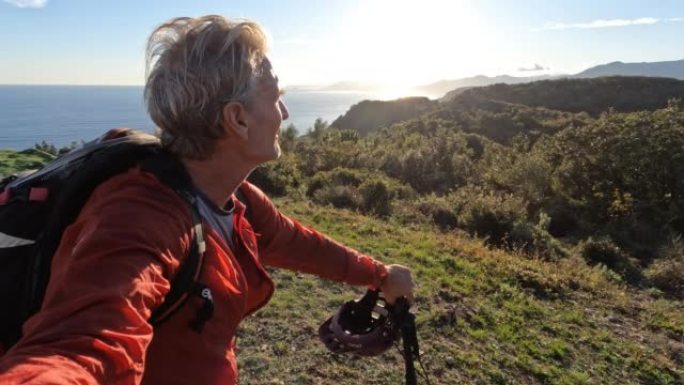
xmin=2 ymin=57 xmax=682 ymax=89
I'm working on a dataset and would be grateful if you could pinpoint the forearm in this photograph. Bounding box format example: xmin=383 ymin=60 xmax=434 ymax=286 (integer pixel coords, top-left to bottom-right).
xmin=239 ymin=182 xmax=387 ymax=287
xmin=262 ymin=218 xmax=388 ymax=287
xmin=0 ymin=255 xmax=163 ymax=385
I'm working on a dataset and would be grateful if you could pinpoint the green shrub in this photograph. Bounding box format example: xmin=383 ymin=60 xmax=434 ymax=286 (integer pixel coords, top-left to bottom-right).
xmin=312 ymin=185 xmax=360 ymax=209
xmin=501 ymin=152 xmax=553 ymax=208
xmin=646 ymin=258 xmax=684 ymax=299
xmin=645 ymin=235 xmax=684 ymax=298
xmin=540 ymin=105 xmax=684 ymax=245
xmin=452 ymin=187 xmax=531 ymax=249
xmin=413 ymin=195 xmax=458 ymax=230
xmin=359 ymin=180 xmax=391 ymax=217
xmin=529 ymin=211 xmax=569 ymax=260
xmin=389 ymin=201 xmax=435 ymax=229
xmin=306 ymin=168 xmax=364 ymax=197
xmin=306 ymin=167 xmax=414 ymax=216
xmin=576 ymin=237 xmax=642 ymax=283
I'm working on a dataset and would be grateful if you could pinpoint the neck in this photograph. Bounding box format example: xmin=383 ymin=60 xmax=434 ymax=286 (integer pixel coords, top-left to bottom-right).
xmin=181 ymin=151 xmax=254 ymax=208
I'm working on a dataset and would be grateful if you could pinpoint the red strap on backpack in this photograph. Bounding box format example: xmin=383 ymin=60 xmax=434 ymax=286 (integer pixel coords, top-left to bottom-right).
xmin=0 ymin=187 xmax=49 ymax=205
xmin=29 ymin=187 xmax=49 ymax=202
xmin=0 ymin=188 xmax=10 ymax=205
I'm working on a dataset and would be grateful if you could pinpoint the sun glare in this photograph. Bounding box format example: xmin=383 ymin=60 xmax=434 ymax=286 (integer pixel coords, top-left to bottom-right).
xmin=371 ymin=85 xmax=421 ymax=100
xmin=339 ymin=0 xmax=491 ymax=95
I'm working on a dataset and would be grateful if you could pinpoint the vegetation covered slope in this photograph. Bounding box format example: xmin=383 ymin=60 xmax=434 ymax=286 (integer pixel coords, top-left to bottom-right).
xmin=330 ymin=77 xmax=684 ymax=142
xmin=3 ymin=75 xmax=684 ymax=384
xmin=446 ymin=76 xmax=684 ymax=115
xmin=330 ymin=97 xmax=438 ymax=135
xmin=235 ymin=199 xmax=683 ymax=385
xmin=242 ymin=95 xmax=683 ymax=383
xmin=267 ymin=102 xmax=684 ymax=282
xmin=6 ymin=146 xmax=680 ymax=383
xmin=0 ymin=149 xmax=55 ymax=177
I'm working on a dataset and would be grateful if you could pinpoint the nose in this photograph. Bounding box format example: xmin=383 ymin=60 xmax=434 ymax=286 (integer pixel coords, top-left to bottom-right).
xmin=279 ymin=99 xmax=290 ymax=121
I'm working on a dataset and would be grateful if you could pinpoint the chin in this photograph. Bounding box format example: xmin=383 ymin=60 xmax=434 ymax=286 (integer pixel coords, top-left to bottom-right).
xmin=256 ymin=150 xmax=280 ymax=164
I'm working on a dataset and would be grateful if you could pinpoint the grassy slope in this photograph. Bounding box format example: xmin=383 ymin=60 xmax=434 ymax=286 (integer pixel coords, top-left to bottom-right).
xmin=0 ymin=149 xmax=55 ymax=177
xmin=238 ymin=198 xmax=683 ymax=385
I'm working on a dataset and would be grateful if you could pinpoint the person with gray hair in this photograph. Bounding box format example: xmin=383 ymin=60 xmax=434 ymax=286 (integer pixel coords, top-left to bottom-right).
xmin=0 ymin=15 xmax=414 ymax=385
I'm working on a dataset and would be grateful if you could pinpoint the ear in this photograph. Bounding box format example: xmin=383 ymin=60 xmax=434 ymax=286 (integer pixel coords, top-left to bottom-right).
xmin=221 ymin=102 xmax=249 ymax=141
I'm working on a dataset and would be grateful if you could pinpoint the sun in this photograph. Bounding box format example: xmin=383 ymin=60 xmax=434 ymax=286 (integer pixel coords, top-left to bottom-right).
xmin=337 ymin=0 xmax=491 ymax=95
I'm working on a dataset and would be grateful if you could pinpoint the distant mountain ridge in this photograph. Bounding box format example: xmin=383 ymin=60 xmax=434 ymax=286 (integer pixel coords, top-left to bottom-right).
xmin=575 ymin=59 xmax=684 ymax=79
xmin=420 ymin=58 xmax=684 ymax=99
xmin=416 ymin=75 xmax=560 ymax=99
xmin=294 ymin=59 xmax=684 ymax=99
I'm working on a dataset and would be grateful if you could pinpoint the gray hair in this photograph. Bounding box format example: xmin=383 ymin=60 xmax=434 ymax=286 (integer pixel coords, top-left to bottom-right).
xmin=144 ymin=15 xmax=268 ymax=159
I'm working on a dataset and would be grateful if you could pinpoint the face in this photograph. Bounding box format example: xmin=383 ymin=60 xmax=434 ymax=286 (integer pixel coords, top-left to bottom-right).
xmin=241 ymin=58 xmax=289 ymax=164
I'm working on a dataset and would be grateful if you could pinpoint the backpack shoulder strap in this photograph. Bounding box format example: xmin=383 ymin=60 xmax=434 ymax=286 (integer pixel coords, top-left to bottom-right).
xmin=140 ymin=153 xmax=212 ymax=330
xmin=143 ymin=156 xmax=255 ymax=331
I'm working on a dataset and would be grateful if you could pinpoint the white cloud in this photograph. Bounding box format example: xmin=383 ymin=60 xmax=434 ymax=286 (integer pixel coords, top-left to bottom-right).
xmin=3 ymin=0 xmax=47 ymax=8
xmin=535 ymin=17 xmax=660 ymax=31
xmin=518 ymin=64 xmax=546 ymax=72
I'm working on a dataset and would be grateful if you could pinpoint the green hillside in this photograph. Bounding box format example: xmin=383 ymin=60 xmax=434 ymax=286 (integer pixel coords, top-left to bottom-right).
xmin=445 ymin=76 xmax=684 ymax=115
xmin=0 ymin=148 xmax=55 ymax=177
xmin=3 ymin=78 xmax=684 ymax=383
xmin=330 ymin=97 xmax=438 ymax=136
xmin=235 ymin=198 xmax=683 ymax=384
xmin=242 ymin=95 xmax=684 ymax=383
xmin=329 ymin=77 xmax=684 ymax=145
xmin=4 ymin=145 xmax=681 ymax=384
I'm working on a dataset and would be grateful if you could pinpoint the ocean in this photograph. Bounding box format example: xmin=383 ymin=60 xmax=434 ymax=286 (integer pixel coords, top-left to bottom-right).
xmin=0 ymin=85 xmax=378 ymax=151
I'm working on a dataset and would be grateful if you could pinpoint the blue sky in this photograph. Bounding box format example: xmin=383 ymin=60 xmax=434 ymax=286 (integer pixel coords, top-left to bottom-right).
xmin=1 ymin=0 xmax=682 ymax=88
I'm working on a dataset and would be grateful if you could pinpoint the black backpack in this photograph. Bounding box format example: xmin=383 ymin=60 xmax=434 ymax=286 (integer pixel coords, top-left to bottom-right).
xmin=0 ymin=128 xmax=217 ymax=349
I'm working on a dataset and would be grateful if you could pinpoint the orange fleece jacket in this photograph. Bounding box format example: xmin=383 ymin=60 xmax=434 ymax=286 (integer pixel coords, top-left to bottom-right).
xmin=0 ymin=167 xmax=387 ymax=385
